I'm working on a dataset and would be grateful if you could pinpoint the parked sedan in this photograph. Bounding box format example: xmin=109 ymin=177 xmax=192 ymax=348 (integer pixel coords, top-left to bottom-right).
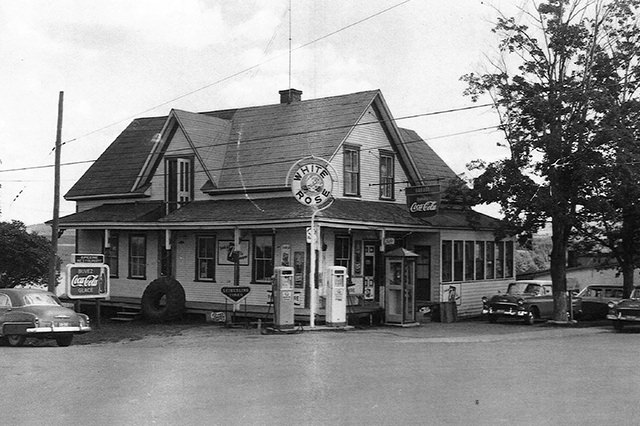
xmin=607 ymin=287 xmax=640 ymax=331
xmin=576 ymin=284 xmax=624 ymax=320
xmin=482 ymin=280 xmax=581 ymax=325
xmin=0 ymin=288 xmax=91 ymax=347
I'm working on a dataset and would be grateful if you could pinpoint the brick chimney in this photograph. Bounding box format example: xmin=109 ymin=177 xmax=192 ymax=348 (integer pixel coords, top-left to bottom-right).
xmin=279 ymin=88 xmax=302 ymax=104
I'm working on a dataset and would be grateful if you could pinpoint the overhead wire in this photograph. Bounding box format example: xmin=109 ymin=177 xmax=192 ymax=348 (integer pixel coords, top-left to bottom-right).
xmin=53 ymin=0 xmax=414 ymax=151
xmin=0 ymin=104 xmax=499 ymax=175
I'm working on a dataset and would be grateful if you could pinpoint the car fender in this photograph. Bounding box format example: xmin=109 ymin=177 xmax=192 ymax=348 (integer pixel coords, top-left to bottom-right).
xmin=1 ymin=312 xmax=37 ymax=336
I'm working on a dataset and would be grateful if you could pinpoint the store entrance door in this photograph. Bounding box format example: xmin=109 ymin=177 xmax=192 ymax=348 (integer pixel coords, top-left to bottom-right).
xmin=362 ymin=242 xmax=378 ymax=302
xmin=414 ymin=245 xmax=431 ymax=303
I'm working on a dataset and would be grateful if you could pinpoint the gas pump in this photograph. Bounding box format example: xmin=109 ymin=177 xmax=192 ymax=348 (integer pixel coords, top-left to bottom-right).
xmin=326 ymin=266 xmax=347 ymax=327
xmin=273 ymin=266 xmax=295 ymax=329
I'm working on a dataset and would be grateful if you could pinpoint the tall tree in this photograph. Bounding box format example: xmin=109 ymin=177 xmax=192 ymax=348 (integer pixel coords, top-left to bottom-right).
xmin=0 ymin=220 xmax=53 ymax=288
xmin=574 ymin=0 xmax=640 ymax=297
xmin=462 ymin=0 xmax=612 ymax=321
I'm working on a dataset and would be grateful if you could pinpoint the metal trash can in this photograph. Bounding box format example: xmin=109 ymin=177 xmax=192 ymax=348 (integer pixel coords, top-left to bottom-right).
xmin=440 ymin=302 xmax=457 ymax=323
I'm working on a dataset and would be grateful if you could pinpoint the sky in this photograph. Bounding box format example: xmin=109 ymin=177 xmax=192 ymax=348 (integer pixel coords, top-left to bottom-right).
xmin=0 ymin=0 xmax=523 ymax=226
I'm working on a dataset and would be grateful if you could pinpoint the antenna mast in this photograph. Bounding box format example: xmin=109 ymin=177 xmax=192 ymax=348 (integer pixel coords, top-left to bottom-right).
xmin=288 ymin=0 xmax=292 ymax=91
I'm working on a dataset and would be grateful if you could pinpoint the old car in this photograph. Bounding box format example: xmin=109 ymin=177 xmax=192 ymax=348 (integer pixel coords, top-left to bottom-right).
xmin=0 ymin=288 xmax=91 ymax=347
xmin=482 ymin=280 xmax=581 ymax=325
xmin=607 ymin=287 xmax=640 ymax=331
xmin=576 ymin=284 xmax=624 ymax=320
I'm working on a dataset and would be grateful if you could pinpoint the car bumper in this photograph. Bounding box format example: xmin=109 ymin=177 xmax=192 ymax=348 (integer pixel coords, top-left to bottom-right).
xmin=26 ymin=325 xmax=92 ymax=334
xmin=607 ymin=313 xmax=640 ymax=322
xmin=482 ymin=308 xmax=528 ymax=317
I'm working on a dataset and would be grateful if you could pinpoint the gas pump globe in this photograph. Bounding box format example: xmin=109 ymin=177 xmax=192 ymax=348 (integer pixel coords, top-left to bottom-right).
xmin=384 ymin=248 xmax=419 ymax=326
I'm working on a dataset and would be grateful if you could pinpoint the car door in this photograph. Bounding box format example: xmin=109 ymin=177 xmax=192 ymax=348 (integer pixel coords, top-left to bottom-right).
xmin=536 ymin=285 xmax=555 ymax=318
xmin=0 ymin=293 xmax=11 ymax=334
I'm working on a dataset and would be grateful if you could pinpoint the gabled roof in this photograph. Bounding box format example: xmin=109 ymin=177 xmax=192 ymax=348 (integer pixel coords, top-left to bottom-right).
xmin=399 ymin=128 xmax=461 ymax=185
xmin=65 ymin=117 xmax=166 ymax=199
xmin=209 ymin=90 xmax=380 ymax=190
xmin=64 ymin=90 xmax=454 ymax=200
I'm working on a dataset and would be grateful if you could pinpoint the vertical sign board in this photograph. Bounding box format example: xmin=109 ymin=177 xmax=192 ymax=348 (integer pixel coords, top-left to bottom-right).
xmin=66 ymin=254 xmax=110 ymax=299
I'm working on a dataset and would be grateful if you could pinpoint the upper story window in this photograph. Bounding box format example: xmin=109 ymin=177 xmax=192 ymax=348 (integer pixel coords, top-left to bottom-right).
xmin=379 ymin=151 xmax=394 ymax=200
xmin=166 ymin=157 xmax=193 ymax=213
xmin=343 ymin=146 xmax=360 ymax=196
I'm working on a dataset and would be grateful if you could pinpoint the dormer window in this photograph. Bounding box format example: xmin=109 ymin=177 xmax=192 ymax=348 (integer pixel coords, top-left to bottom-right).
xmin=166 ymin=157 xmax=193 ymax=213
xmin=379 ymin=150 xmax=394 ymax=200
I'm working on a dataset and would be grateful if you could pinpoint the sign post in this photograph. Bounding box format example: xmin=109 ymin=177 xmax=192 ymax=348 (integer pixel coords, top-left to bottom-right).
xmin=287 ymin=157 xmax=337 ymax=328
xmin=65 ymin=253 xmax=110 ymax=328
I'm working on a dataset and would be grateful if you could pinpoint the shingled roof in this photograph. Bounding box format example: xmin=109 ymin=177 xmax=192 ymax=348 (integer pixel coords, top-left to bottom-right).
xmin=66 ymin=90 xmax=462 ymax=201
xmin=65 ymin=117 xmax=166 ymax=199
xmin=66 ymin=90 xmax=383 ymax=200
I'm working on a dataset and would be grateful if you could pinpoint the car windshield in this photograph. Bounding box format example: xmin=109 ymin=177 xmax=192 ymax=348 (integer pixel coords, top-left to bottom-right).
xmin=22 ymin=293 xmax=60 ymax=306
xmin=507 ymin=283 xmax=542 ymax=295
xmin=631 ymin=289 xmax=640 ymax=299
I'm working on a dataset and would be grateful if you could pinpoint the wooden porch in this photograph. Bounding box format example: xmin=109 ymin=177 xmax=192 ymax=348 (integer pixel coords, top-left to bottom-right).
xmin=70 ymin=296 xmax=385 ymax=327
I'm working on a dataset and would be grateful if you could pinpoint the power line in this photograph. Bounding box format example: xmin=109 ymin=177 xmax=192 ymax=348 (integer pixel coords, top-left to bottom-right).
xmin=55 ymin=0 xmax=414 ymax=151
xmin=0 ymin=121 xmax=500 ymax=177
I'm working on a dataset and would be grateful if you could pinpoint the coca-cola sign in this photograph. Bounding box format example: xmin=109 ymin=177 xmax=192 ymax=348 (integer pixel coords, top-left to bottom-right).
xmin=66 ymin=265 xmax=110 ymax=299
xmin=406 ymin=185 xmax=440 ymax=217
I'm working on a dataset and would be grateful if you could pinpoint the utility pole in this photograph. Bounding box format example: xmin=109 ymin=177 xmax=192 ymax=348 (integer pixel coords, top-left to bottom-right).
xmin=48 ymin=91 xmax=63 ymax=294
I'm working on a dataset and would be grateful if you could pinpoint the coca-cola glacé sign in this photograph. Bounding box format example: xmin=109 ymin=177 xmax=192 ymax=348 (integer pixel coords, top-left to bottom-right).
xmin=66 ymin=255 xmax=110 ymax=299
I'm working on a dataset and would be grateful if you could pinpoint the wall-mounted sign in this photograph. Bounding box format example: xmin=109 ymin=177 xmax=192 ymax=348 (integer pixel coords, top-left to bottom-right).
xmin=406 ymin=185 xmax=441 ymax=217
xmin=291 ymin=162 xmax=334 ymax=207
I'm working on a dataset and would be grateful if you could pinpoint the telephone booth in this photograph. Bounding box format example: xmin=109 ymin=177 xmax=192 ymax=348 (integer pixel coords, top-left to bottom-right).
xmin=384 ymin=248 xmax=419 ymax=326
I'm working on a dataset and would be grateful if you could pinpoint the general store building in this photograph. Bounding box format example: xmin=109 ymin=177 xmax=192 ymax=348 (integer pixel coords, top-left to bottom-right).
xmin=58 ymin=89 xmax=516 ymax=323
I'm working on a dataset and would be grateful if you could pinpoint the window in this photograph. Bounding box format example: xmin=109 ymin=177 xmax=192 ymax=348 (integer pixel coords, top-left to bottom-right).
xmin=440 ymin=239 xmax=514 ymax=283
xmin=505 ymin=241 xmax=514 ymax=278
xmin=486 ymin=241 xmax=495 ymax=279
xmin=453 ymin=241 xmax=464 ymax=281
xmin=0 ymin=294 xmax=10 ymax=307
xmin=129 ymin=235 xmax=146 ymax=279
xmin=343 ymin=146 xmax=360 ymax=196
xmin=253 ymin=235 xmax=274 ymax=283
xmin=442 ymin=240 xmax=452 ymax=282
xmin=464 ymin=241 xmax=474 ymax=281
xmin=496 ymin=242 xmax=504 ymax=279
xmin=105 ymin=233 xmax=119 ymax=278
xmin=475 ymin=241 xmax=485 ymax=280
xmin=334 ymin=235 xmax=350 ymax=268
xmin=379 ymin=151 xmax=394 ymax=199
xmin=196 ymin=236 xmax=216 ymax=281
xmin=166 ymin=157 xmax=193 ymax=213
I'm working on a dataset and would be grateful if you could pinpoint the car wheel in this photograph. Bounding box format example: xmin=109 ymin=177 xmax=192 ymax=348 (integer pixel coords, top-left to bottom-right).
xmin=55 ymin=334 xmax=74 ymax=347
xmin=488 ymin=314 xmax=498 ymax=323
xmin=141 ymin=277 xmax=186 ymax=323
xmin=614 ymin=321 xmax=624 ymax=331
xmin=6 ymin=335 xmax=26 ymax=347
xmin=524 ymin=309 xmax=536 ymax=325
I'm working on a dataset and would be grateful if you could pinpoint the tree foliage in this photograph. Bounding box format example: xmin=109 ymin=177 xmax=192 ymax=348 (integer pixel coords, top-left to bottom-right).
xmin=572 ymin=0 xmax=640 ymax=297
xmin=461 ymin=0 xmax=640 ymax=319
xmin=0 ymin=220 xmax=53 ymax=288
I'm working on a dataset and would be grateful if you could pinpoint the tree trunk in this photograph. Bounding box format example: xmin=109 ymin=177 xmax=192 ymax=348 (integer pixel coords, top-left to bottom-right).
xmin=621 ymin=206 xmax=637 ymax=298
xmin=550 ymin=215 xmax=569 ymax=322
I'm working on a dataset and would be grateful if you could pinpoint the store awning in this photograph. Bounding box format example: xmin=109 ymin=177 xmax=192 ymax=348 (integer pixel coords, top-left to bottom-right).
xmin=55 ymin=197 xmax=501 ymax=231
